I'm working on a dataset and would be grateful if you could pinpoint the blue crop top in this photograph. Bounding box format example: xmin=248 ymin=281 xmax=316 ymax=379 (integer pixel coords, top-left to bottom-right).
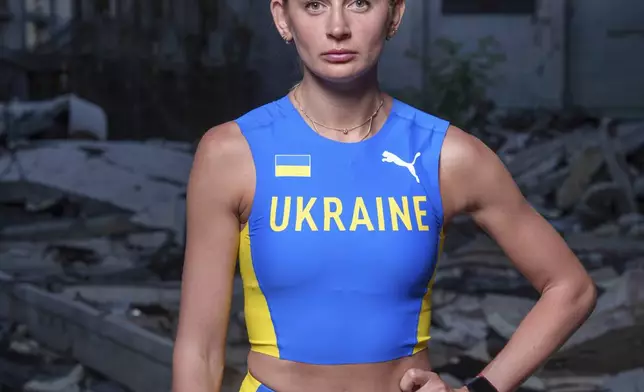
xmin=236 ymin=94 xmax=449 ymax=365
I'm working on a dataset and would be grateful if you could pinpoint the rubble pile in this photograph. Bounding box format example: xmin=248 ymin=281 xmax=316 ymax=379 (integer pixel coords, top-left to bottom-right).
xmin=480 ymin=114 xmax=644 ymax=235
xmin=0 ymin=96 xmax=195 ymax=392
xmin=0 ymin=320 xmax=127 ymax=392
xmin=1 ymin=98 xmax=644 ymax=392
xmin=0 ymin=139 xmax=193 ymax=391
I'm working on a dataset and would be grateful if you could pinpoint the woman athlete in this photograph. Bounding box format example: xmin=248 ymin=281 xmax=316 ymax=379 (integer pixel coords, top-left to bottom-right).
xmin=172 ymin=1 xmax=597 ymax=391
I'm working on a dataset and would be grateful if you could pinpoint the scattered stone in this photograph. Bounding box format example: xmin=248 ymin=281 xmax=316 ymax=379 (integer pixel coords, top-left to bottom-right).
xmin=1 ymin=107 xmax=643 ymax=392
xmin=602 ymin=368 xmax=644 ymax=392
xmin=23 ymin=364 xmax=84 ymax=392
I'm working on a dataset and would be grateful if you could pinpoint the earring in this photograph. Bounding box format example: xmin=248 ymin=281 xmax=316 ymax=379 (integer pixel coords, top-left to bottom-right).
xmin=387 ymin=28 xmax=397 ymax=40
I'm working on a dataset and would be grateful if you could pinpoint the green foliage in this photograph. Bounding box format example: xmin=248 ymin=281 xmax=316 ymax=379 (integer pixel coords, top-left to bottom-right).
xmin=392 ymin=36 xmax=506 ymax=127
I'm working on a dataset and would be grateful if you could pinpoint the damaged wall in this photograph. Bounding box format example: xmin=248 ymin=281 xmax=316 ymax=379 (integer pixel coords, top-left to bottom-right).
xmin=569 ymin=0 xmax=644 ymax=117
xmin=0 ymin=0 xmax=25 ymax=50
xmin=379 ymin=0 xmax=566 ymax=109
xmin=378 ymin=0 xmax=644 ymax=115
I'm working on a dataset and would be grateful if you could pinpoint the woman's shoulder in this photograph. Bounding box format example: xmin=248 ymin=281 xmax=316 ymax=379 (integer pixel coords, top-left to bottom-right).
xmin=195 ymin=121 xmax=249 ymax=166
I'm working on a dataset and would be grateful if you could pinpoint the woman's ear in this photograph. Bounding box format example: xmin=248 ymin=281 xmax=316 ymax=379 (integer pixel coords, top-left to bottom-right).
xmin=270 ymin=0 xmax=293 ymax=42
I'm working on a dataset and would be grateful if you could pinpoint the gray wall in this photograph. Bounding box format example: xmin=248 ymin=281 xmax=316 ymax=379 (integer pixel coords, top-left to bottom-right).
xmin=0 ymin=0 xmax=25 ymax=49
xmin=569 ymin=0 xmax=644 ymax=117
xmin=378 ymin=0 xmax=566 ymax=109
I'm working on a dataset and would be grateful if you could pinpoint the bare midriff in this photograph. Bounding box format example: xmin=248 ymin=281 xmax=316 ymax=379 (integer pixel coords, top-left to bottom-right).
xmin=247 ymin=349 xmax=431 ymax=392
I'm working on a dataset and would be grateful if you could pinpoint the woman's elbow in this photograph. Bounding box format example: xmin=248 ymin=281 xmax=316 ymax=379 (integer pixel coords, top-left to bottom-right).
xmin=172 ymin=337 xmax=226 ymax=391
xmin=578 ymin=276 xmax=598 ymax=315
xmin=173 ymin=336 xmax=225 ymax=369
xmin=556 ymin=273 xmax=598 ymax=319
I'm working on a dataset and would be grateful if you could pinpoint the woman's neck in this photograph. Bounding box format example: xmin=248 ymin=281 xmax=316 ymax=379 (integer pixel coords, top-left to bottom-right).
xmin=291 ymin=67 xmax=390 ymax=141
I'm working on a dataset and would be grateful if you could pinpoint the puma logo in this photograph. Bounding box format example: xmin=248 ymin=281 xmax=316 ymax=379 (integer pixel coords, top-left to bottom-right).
xmin=381 ymin=151 xmax=421 ymax=183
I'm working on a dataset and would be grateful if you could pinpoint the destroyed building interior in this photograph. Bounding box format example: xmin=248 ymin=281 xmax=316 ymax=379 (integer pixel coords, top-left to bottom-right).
xmin=1 ymin=1 xmax=644 ymax=391
xmin=1 ymin=97 xmax=643 ymax=392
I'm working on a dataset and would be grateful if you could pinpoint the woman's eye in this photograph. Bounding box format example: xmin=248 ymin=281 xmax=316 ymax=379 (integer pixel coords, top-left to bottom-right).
xmin=305 ymin=1 xmax=323 ymax=11
xmin=351 ymin=0 xmax=371 ymax=11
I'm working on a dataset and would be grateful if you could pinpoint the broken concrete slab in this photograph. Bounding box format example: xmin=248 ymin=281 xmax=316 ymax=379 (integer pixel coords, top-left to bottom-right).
xmin=548 ymin=323 xmax=644 ymax=374
xmin=505 ymin=136 xmax=567 ymax=178
xmin=0 ymin=142 xmax=191 ymax=242
xmin=560 ymin=270 xmax=644 ymax=351
xmin=577 ymin=182 xmax=636 ymax=223
xmin=515 ymin=150 xmax=565 ymax=189
xmin=0 ymin=271 xmax=173 ymax=392
xmin=23 ymin=364 xmax=84 ymax=392
xmin=556 ymin=145 xmax=604 ymax=210
xmin=593 ymin=270 xmax=644 ymax=317
xmin=126 ymin=231 xmax=172 ymax=251
xmin=65 ymin=140 xmax=193 ymax=186
xmin=60 ymin=284 xmax=181 ymax=309
xmin=453 ymin=232 xmax=644 ymax=261
xmin=462 ymin=341 xmax=491 ymax=363
xmin=589 ymin=267 xmax=620 ymax=290
xmin=601 ymin=368 xmax=644 ymax=392
xmin=522 ymin=375 xmax=546 ymax=391
xmin=431 ymin=314 xmax=489 ymax=349
xmin=541 ymin=374 xmax=608 ymax=392
xmin=634 ymin=176 xmax=644 ymax=197
xmin=481 ymin=294 xmax=535 ymax=340
xmin=0 ymin=214 xmax=138 ymax=241
xmin=599 ymin=118 xmax=638 ymax=214
xmin=0 ymin=241 xmax=64 ymax=276
xmin=0 ymin=94 xmax=107 ymax=142
xmin=565 ymin=233 xmax=644 ymax=259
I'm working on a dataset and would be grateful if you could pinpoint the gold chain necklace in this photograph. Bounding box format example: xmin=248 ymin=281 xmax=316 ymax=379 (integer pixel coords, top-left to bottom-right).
xmin=293 ymin=84 xmax=384 ymax=141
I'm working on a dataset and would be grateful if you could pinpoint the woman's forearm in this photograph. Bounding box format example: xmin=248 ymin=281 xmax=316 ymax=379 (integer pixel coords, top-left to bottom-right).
xmin=478 ymin=280 xmax=597 ymax=392
xmin=172 ymin=344 xmax=224 ymax=392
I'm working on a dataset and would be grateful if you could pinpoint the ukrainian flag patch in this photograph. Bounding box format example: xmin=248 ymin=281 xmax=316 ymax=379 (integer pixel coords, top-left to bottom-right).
xmin=274 ymin=154 xmax=311 ymax=177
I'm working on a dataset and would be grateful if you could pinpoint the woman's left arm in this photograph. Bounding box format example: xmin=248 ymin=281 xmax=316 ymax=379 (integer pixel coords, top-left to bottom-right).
xmin=452 ymin=127 xmax=596 ymax=391
xmin=402 ymin=126 xmax=597 ymax=392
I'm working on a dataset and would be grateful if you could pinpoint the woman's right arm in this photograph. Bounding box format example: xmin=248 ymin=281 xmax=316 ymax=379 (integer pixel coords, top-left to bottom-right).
xmin=172 ymin=122 xmax=251 ymax=392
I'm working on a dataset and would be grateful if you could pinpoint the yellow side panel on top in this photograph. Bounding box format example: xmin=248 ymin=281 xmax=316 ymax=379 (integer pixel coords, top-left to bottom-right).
xmin=239 ymin=372 xmax=262 ymax=392
xmin=412 ymin=229 xmax=445 ymax=354
xmin=238 ymin=225 xmax=279 ymax=358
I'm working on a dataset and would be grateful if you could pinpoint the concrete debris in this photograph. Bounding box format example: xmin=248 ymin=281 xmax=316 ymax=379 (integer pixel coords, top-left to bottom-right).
xmin=541 ymin=375 xmax=608 ymax=392
xmin=0 ymin=141 xmax=192 ymax=242
xmin=1 ymin=107 xmax=643 ymax=392
xmin=522 ymin=376 xmax=547 ymax=391
xmin=481 ymin=295 xmax=535 ymax=340
xmin=0 ymin=271 xmax=174 ymax=392
xmin=23 ymin=364 xmax=84 ymax=392
xmin=432 ymin=313 xmax=489 ymax=349
xmin=0 ymin=94 xmax=107 ymax=142
xmin=601 ymin=368 xmax=644 ymax=392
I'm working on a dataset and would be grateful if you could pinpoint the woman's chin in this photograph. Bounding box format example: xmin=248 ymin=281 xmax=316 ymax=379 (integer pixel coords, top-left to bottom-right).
xmin=311 ymin=62 xmax=374 ymax=85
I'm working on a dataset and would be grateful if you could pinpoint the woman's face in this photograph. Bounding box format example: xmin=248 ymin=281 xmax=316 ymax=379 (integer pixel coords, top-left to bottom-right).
xmin=272 ymin=0 xmax=405 ymax=83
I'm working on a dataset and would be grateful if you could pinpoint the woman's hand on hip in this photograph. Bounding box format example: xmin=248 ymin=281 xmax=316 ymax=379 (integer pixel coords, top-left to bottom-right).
xmin=400 ymin=368 xmax=469 ymax=392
